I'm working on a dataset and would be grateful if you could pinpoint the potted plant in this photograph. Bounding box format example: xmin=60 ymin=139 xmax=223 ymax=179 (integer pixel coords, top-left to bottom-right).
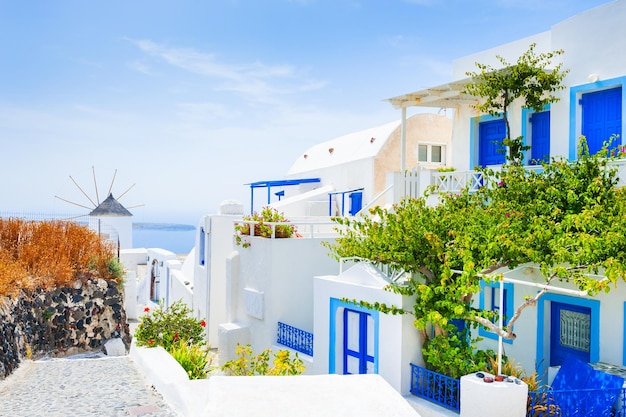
xmin=234 ymin=207 xmax=296 ymax=247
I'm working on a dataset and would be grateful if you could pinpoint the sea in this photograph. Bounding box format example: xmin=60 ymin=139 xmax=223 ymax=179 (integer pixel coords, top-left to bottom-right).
xmin=132 ymin=223 xmax=197 ymax=255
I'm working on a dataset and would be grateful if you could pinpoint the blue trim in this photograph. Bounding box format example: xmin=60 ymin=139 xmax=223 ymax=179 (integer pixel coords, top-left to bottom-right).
xmin=329 ymin=297 xmax=379 ymax=374
xmin=198 ymin=227 xmax=206 ymax=266
xmin=246 ymin=177 xmax=321 ymax=214
xmin=522 ymin=104 xmax=550 ymax=165
xmin=521 ymin=108 xmax=531 ymax=164
xmin=624 ymin=301 xmax=626 ymax=367
xmin=536 ymin=293 xmax=600 ymax=383
xmin=569 ymin=76 xmax=626 ymax=161
xmin=469 ymin=113 xmax=503 ymax=168
xmin=478 ymin=280 xmax=514 ymax=344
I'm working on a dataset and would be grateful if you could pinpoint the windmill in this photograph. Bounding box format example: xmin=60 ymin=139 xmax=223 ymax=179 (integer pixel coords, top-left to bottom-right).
xmin=55 ymin=166 xmax=143 ymax=250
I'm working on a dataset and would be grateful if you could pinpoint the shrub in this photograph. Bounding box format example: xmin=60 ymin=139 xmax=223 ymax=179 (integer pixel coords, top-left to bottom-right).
xmin=134 ymin=300 xmax=206 ymax=351
xmin=221 ymin=343 xmax=305 ymax=376
xmin=169 ymin=339 xmax=215 ymax=379
xmin=0 ymin=218 xmax=123 ymax=296
xmin=234 ymin=207 xmax=296 ymax=247
xmin=422 ymin=332 xmax=494 ymax=379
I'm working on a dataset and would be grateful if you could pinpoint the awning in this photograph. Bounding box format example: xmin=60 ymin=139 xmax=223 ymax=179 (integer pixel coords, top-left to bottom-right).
xmin=246 ymin=178 xmax=321 ymax=214
xmin=386 ymin=77 xmax=479 ymax=109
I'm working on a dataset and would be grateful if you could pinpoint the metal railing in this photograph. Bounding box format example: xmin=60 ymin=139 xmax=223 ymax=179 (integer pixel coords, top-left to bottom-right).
xmin=409 ymin=361 xmax=626 ymax=416
xmin=276 ymin=322 xmax=313 ymax=356
xmin=528 ymin=387 xmax=626 ymax=416
xmin=410 ymin=363 xmax=460 ymax=413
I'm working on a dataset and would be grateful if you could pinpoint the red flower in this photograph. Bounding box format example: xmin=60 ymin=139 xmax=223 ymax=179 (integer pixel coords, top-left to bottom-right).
xmin=148 ymin=339 xmax=155 ymax=346
xmin=173 ymin=332 xmax=179 ymax=341
xmin=200 ymin=320 xmax=206 ymax=328
xmin=144 ymin=307 xmax=150 ymax=312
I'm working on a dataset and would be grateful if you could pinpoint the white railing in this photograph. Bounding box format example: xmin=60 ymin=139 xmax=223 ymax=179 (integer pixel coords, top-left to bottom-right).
xmin=423 ymin=159 xmax=626 ymax=196
xmin=431 ymin=170 xmax=485 ymax=193
xmin=236 ymin=218 xmax=340 ymax=239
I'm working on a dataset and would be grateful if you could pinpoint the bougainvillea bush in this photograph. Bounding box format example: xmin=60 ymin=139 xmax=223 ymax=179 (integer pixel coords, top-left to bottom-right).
xmin=0 ymin=218 xmax=124 ymax=296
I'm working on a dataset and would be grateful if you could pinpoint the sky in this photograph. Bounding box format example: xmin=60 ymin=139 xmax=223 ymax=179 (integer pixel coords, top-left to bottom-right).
xmin=0 ymin=0 xmax=614 ymax=225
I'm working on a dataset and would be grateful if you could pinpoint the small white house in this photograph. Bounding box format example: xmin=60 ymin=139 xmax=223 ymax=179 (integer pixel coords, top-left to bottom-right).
xmin=312 ymin=262 xmax=421 ymax=395
xmin=265 ymin=113 xmax=452 ymax=217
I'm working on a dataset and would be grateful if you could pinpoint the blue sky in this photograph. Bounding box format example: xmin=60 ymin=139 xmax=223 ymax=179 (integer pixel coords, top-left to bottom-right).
xmin=0 ymin=0 xmax=613 ymax=225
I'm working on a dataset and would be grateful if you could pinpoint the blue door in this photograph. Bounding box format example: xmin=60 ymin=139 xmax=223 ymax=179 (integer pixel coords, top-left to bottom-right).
xmin=550 ymin=302 xmax=591 ymax=367
xmin=581 ymin=87 xmax=622 ymax=155
xmin=343 ymin=308 xmax=375 ymax=374
xmin=479 ymin=119 xmax=506 ymax=167
xmin=348 ymin=191 xmax=363 ymax=216
xmin=530 ymin=111 xmax=550 ymax=164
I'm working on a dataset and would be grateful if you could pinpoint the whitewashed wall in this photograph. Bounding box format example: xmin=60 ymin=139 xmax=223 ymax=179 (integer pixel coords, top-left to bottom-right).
xmin=193 ymin=214 xmax=241 ymax=346
xmin=218 ymin=235 xmax=339 ymax=363
xmin=312 ymin=265 xmax=421 ymax=396
xmin=145 ymin=248 xmax=177 ymax=305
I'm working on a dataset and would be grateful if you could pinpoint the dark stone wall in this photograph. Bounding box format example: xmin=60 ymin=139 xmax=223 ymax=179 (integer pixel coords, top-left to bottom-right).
xmin=0 ymin=279 xmax=131 ymax=379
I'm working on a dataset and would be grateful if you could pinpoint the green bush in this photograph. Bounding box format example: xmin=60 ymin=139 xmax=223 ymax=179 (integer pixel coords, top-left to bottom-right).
xmin=422 ymin=332 xmax=494 ymax=380
xmin=134 ymin=300 xmax=206 ymax=351
xmin=169 ymin=339 xmax=214 ymax=379
xmin=221 ymin=343 xmax=305 ymax=376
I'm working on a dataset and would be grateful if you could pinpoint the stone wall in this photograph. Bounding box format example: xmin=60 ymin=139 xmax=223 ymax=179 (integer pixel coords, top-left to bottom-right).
xmin=0 ymin=278 xmax=131 ymax=379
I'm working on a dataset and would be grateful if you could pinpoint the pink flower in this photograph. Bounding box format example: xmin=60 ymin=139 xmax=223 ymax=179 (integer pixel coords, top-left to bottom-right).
xmin=505 ymin=213 xmax=510 ymax=217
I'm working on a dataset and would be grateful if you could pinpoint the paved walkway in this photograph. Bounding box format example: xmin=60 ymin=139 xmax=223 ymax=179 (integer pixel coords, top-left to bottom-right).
xmin=0 ymin=354 xmax=179 ymax=417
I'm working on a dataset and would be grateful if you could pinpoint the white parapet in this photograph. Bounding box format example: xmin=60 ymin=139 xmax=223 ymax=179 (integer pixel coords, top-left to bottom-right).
xmin=460 ymin=372 xmax=528 ymax=417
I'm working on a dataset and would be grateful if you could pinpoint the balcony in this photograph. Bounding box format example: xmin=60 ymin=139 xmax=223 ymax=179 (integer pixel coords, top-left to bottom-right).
xmin=276 ymin=322 xmax=314 ymax=356
xmin=392 ymin=159 xmax=626 ymax=203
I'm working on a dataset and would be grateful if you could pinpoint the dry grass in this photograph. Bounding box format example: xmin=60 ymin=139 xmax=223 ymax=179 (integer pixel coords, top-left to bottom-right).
xmin=0 ymin=218 xmax=122 ymax=296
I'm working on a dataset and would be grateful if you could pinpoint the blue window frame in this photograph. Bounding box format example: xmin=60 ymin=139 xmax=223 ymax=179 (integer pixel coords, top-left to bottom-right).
xmin=569 ymin=76 xmax=626 ymax=161
xmin=536 ymin=293 xmax=599 ymax=384
xmin=478 ymin=119 xmax=507 ymax=167
xmin=329 ymin=298 xmax=379 ymax=375
xmin=478 ymin=280 xmax=514 ymax=343
xmin=581 ymin=87 xmax=622 ymax=155
xmin=530 ymin=110 xmax=551 ymax=164
xmin=198 ymin=227 xmax=206 ymax=266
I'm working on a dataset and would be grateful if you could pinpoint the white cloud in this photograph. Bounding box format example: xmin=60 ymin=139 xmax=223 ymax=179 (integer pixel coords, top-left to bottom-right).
xmin=127 ymin=60 xmax=155 ymax=76
xmin=127 ymin=38 xmax=326 ymax=104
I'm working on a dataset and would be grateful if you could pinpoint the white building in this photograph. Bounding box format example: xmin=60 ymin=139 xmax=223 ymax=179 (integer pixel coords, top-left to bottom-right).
xmin=388 ymin=0 xmax=626 ymax=384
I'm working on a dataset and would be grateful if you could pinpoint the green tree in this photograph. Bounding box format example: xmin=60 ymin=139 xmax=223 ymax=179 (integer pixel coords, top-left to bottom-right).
xmin=463 ymin=43 xmax=569 ymax=164
xmin=325 ymin=138 xmax=626 ymax=375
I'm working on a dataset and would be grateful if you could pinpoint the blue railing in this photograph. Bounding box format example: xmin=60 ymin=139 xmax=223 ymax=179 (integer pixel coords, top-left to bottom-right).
xmin=528 ymin=388 xmax=626 ymax=416
xmin=276 ymin=322 xmax=313 ymax=356
xmin=410 ymin=363 xmax=460 ymax=413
